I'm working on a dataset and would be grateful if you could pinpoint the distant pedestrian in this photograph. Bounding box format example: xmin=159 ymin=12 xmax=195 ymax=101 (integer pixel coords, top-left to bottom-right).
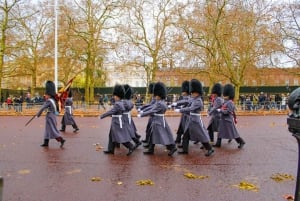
xmin=98 ymin=95 xmax=106 ymax=110
xmin=214 ymin=84 xmax=245 ymax=149
xmin=36 ymin=81 xmax=65 ymax=148
xmin=60 ymin=90 xmax=79 ymax=133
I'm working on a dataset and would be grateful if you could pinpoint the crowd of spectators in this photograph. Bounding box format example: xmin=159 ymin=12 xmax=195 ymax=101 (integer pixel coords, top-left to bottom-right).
xmin=239 ymin=92 xmax=288 ymax=111
xmin=0 ymin=92 xmax=45 ymax=112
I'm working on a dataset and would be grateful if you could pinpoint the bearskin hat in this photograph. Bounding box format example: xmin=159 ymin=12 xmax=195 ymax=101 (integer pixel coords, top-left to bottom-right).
xmin=190 ymin=79 xmax=203 ymax=95
xmin=68 ymin=89 xmax=72 ymax=98
xmin=112 ymin=84 xmax=125 ymax=99
xmin=153 ymin=82 xmax=167 ymax=99
xmin=211 ymin=83 xmax=222 ymax=97
xmin=123 ymin=84 xmax=133 ymax=100
xmin=288 ymin=87 xmax=300 ymax=111
xmin=45 ymin=80 xmax=56 ymax=97
xmin=223 ymin=84 xmax=235 ymax=100
xmin=181 ymin=80 xmax=190 ymax=93
xmin=148 ymin=82 xmax=155 ymax=94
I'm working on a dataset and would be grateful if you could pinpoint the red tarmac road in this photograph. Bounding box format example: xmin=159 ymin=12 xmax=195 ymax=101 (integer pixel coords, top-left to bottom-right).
xmin=0 ymin=115 xmax=297 ymax=201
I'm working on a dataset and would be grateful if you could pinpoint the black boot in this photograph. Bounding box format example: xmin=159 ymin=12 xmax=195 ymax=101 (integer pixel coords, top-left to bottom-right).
xmin=56 ymin=137 xmax=65 ymax=148
xmin=167 ymin=144 xmax=177 ymax=156
xmin=133 ymin=138 xmax=142 ymax=149
xmin=213 ymin=138 xmax=222 ymax=147
xmin=235 ymin=137 xmax=245 ymax=149
xmin=203 ymin=143 xmax=214 ymax=157
xmin=59 ymin=125 xmax=66 ymax=132
xmin=72 ymin=124 xmax=79 ymax=133
xmin=40 ymin=139 xmax=49 ymax=147
xmin=123 ymin=142 xmax=135 ymax=156
xmin=143 ymin=144 xmax=155 ymax=155
xmin=208 ymin=129 xmax=214 ymax=143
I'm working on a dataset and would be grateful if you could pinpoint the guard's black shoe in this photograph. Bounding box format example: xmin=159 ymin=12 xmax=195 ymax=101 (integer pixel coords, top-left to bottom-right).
xmin=59 ymin=129 xmax=65 ymax=132
xmin=143 ymin=144 xmax=149 ymax=148
xmin=212 ymin=144 xmax=221 ymax=148
xmin=127 ymin=148 xmax=134 ymax=156
xmin=73 ymin=128 xmax=79 ymax=133
xmin=143 ymin=150 xmax=154 ymax=155
xmin=142 ymin=139 xmax=147 ymax=143
xmin=205 ymin=149 xmax=214 ymax=157
xmin=40 ymin=144 xmax=48 ymax=147
xmin=60 ymin=139 xmax=66 ymax=148
xmin=103 ymin=150 xmax=114 ymax=154
xmin=168 ymin=148 xmax=177 ymax=156
xmin=177 ymin=144 xmax=183 ymax=148
xmin=134 ymin=141 xmax=142 ymax=149
xmin=238 ymin=142 xmax=245 ymax=149
xmin=178 ymin=151 xmax=188 ymax=154
xmin=194 ymin=141 xmax=199 ymax=144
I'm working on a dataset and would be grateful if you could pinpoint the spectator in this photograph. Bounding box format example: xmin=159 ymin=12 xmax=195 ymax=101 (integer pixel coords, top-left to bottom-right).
xmin=135 ymin=94 xmax=143 ymax=109
xmin=98 ymin=95 xmax=106 ymax=110
xmin=6 ymin=96 xmax=12 ymax=110
xmin=0 ymin=95 xmax=3 ymax=108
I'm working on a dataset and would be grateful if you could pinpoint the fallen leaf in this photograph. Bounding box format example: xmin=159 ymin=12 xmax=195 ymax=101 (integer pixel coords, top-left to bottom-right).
xmin=117 ymin=181 xmax=123 ymax=185
xmin=184 ymin=172 xmax=209 ymax=179
xmin=18 ymin=169 xmax=31 ymax=175
xmin=66 ymin=169 xmax=81 ymax=175
xmin=91 ymin=177 xmax=101 ymax=182
xmin=136 ymin=179 xmax=154 ymax=186
xmin=283 ymin=194 xmax=294 ymax=200
xmin=271 ymin=173 xmax=294 ymax=182
xmin=232 ymin=181 xmax=259 ymax=192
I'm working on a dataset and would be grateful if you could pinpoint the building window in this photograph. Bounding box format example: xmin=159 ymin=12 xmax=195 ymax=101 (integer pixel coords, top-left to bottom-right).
xmin=294 ymin=79 xmax=299 ymax=85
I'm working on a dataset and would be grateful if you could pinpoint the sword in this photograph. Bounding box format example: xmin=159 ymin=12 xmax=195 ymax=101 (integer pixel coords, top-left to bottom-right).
xmin=25 ymin=115 xmax=36 ymax=127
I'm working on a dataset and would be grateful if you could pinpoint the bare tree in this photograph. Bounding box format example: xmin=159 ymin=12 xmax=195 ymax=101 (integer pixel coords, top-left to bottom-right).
xmin=119 ymin=0 xmax=178 ymax=91
xmin=274 ymin=0 xmax=300 ymax=70
xmin=65 ymin=0 xmax=121 ymax=103
xmin=177 ymin=0 xmax=282 ymax=100
xmin=0 ymin=0 xmax=22 ymax=98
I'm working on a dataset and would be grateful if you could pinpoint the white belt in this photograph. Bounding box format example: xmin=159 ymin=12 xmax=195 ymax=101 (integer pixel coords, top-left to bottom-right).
xmin=123 ymin=112 xmax=131 ymax=124
xmin=190 ymin=112 xmax=203 ymax=127
xmin=154 ymin=113 xmax=165 ymax=128
xmin=65 ymin=106 xmax=72 ymax=114
xmin=112 ymin=115 xmax=122 ymax=128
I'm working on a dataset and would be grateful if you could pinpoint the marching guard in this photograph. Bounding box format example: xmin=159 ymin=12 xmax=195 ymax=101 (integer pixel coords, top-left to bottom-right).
xmin=123 ymin=84 xmax=142 ymax=148
xmin=171 ymin=80 xmax=191 ymax=144
xmin=175 ymin=79 xmax=214 ymax=157
xmin=139 ymin=83 xmax=156 ymax=146
xmin=214 ymin=84 xmax=246 ymax=148
xmin=138 ymin=82 xmax=177 ymax=156
xmin=206 ymin=83 xmax=223 ymax=143
xmin=100 ymin=84 xmax=135 ymax=156
xmin=36 ymin=81 xmax=66 ymax=148
xmin=59 ymin=90 xmax=79 ymax=133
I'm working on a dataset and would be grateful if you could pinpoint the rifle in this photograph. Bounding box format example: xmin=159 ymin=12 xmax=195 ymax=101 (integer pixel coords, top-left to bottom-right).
xmin=25 ymin=115 xmax=36 ymax=127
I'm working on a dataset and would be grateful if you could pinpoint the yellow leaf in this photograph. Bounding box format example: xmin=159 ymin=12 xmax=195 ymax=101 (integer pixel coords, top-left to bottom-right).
xmin=136 ymin=179 xmax=154 ymax=186
xmin=232 ymin=181 xmax=259 ymax=192
xmin=18 ymin=169 xmax=31 ymax=175
xmin=91 ymin=177 xmax=101 ymax=182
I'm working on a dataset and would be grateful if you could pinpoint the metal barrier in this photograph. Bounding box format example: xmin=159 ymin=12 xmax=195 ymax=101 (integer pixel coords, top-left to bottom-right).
xmin=0 ymin=176 xmax=3 ymax=201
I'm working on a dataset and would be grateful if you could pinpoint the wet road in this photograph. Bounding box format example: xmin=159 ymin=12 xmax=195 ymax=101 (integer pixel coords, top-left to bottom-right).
xmin=0 ymin=115 xmax=297 ymax=201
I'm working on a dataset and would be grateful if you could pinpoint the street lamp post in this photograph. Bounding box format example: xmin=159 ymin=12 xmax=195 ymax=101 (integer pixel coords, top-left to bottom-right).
xmin=54 ymin=0 xmax=58 ymax=92
xmin=287 ymin=87 xmax=300 ymax=201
